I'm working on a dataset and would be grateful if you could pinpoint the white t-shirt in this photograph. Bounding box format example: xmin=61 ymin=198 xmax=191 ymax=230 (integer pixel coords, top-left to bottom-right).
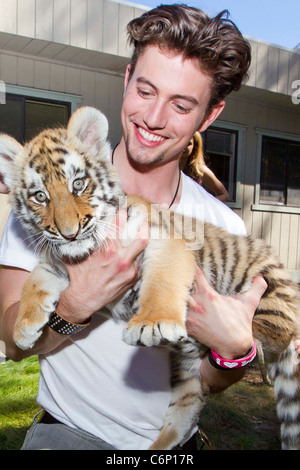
xmin=0 ymin=172 xmax=246 ymax=450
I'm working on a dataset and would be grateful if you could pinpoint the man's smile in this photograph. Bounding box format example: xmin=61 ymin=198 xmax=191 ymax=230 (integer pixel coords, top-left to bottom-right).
xmin=134 ymin=124 xmax=167 ymax=147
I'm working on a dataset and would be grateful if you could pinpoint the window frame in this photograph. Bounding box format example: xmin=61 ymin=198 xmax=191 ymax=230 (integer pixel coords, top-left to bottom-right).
xmin=252 ymin=128 xmax=300 ymax=214
xmin=5 ymin=84 xmax=82 ymax=112
xmin=3 ymin=93 xmax=72 ymax=143
xmin=203 ymin=121 xmax=246 ymax=209
xmin=2 ymin=84 xmax=82 ymax=142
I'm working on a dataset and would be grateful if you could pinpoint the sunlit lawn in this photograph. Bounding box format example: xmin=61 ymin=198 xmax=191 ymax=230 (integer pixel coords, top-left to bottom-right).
xmin=0 ymin=356 xmax=40 ymax=450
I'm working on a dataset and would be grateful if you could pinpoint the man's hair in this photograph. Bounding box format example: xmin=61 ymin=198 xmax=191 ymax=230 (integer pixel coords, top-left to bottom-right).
xmin=127 ymin=4 xmax=251 ymax=114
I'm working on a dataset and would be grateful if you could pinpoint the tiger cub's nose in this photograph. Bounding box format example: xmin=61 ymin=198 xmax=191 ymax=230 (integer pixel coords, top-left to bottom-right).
xmin=61 ymin=226 xmax=80 ymax=240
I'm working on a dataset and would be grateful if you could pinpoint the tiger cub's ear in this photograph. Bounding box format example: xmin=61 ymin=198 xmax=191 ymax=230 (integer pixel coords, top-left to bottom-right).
xmin=67 ymin=106 xmax=109 ymax=153
xmin=0 ymin=134 xmax=23 ymax=191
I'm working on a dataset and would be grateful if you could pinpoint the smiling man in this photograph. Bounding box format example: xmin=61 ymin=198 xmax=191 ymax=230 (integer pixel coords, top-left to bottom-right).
xmin=0 ymin=4 xmax=267 ymax=450
xmin=120 ymin=48 xmax=218 ymax=166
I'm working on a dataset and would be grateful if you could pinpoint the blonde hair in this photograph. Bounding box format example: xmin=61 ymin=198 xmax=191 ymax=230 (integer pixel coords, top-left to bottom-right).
xmin=180 ymin=132 xmax=205 ymax=181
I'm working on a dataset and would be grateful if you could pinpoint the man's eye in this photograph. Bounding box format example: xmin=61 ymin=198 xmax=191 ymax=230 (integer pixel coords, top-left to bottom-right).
xmin=174 ymin=103 xmax=191 ymax=114
xmin=137 ymin=88 xmax=152 ymax=98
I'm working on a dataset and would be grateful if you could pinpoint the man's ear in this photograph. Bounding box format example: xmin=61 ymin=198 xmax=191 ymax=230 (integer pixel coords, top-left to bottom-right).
xmin=198 ymin=101 xmax=225 ymax=133
xmin=0 ymin=134 xmax=23 ymax=191
xmin=67 ymin=106 xmax=109 ymax=153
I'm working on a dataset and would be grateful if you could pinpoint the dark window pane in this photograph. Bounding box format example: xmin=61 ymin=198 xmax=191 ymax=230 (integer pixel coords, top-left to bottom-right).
xmin=0 ymin=95 xmax=23 ymax=143
xmin=260 ymin=136 xmax=300 ymax=207
xmin=205 ymin=152 xmax=230 ymax=190
xmin=205 ymin=129 xmax=233 ymax=155
xmin=25 ymin=100 xmax=69 ymax=141
xmin=260 ymin=137 xmax=286 ymax=204
xmin=203 ymin=128 xmax=237 ymax=202
xmin=287 ymin=142 xmax=300 ymax=206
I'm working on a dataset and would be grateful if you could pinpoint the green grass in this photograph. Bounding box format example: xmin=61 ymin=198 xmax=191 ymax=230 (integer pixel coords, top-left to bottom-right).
xmin=198 ymin=365 xmax=280 ymax=450
xmin=0 ymin=356 xmax=40 ymax=450
xmin=0 ymin=357 xmax=280 ymax=450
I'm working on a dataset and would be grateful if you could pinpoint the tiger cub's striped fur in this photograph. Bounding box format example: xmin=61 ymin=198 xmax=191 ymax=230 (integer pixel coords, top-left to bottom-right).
xmin=0 ymin=106 xmax=299 ymax=450
xmin=123 ymin=199 xmax=300 ymax=450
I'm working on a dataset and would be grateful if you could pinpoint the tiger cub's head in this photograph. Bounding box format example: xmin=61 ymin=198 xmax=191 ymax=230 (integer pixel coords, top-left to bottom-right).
xmin=0 ymin=107 xmax=125 ymax=259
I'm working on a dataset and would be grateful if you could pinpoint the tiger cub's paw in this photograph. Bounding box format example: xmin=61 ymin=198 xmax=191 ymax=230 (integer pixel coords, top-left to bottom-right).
xmin=13 ymin=293 xmax=58 ymax=350
xmin=13 ymin=310 xmax=48 ymax=350
xmin=123 ymin=320 xmax=187 ymax=347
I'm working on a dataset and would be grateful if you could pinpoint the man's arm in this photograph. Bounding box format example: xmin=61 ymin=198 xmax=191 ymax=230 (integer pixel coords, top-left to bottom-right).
xmin=201 ymin=166 xmax=229 ymax=202
xmin=186 ymin=268 xmax=268 ymax=393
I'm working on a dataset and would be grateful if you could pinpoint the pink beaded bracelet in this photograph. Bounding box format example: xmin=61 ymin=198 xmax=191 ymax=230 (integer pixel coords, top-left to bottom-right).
xmin=209 ymin=341 xmax=257 ymax=369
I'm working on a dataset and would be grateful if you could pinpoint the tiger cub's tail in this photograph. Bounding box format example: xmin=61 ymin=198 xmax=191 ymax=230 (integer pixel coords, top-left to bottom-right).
xmin=268 ymin=342 xmax=300 ymax=449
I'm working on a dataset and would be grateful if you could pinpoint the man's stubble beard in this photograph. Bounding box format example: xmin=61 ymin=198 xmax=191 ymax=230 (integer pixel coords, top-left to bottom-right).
xmin=125 ymin=134 xmax=166 ymax=169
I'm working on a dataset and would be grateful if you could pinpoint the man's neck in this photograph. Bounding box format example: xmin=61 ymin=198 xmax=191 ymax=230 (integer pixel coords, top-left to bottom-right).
xmin=111 ymin=139 xmax=182 ymax=208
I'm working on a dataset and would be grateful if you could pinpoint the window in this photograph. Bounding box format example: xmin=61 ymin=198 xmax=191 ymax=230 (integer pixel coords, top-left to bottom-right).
xmin=260 ymin=135 xmax=300 ymax=207
xmin=0 ymin=94 xmax=70 ymax=143
xmin=202 ymin=126 xmax=238 ymax=202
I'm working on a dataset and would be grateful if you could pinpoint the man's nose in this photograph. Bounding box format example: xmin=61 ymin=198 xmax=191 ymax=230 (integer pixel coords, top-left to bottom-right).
xmin=143 ymin=99 xmax=167 ymax=130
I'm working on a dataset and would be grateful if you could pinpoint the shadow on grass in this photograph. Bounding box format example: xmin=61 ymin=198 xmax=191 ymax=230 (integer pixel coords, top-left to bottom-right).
xmin=0 ymin=426 xmax=29 ymax=450
xmin=0 ymin=397 xmax=39 ymax=450
xmin=198 ymin=367 xmax=281 ymax=450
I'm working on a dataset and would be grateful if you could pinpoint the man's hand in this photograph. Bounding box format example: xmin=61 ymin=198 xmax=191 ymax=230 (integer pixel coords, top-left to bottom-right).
xmin=186 ymin=268 xmax=268 ymax=360
xmin=57 ymin=210 xmax=149 ymax=324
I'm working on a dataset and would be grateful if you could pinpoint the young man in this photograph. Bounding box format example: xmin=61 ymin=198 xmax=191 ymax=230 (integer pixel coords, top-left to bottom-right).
xmin=0 ymin=5 xmax=267 ymax=450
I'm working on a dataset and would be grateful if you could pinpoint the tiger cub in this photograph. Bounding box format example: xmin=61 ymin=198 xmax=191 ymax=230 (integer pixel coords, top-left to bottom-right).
xmin=0 ymin=106 xmax=299 ymax=450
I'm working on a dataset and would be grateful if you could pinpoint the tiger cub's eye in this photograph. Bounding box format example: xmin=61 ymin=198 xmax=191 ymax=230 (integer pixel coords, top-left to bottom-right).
xmin=35 ymin=191 xmax=47 ymax=203
xmin=73 ymin=178 xmax=85 ymax=191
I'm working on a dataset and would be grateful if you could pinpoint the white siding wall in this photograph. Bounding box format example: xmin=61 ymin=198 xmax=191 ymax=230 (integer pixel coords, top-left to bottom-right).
xmin=248 ymin=39 xmax=300 ymax=97
xmin=0 ymin=0 xmax=146 ymax=61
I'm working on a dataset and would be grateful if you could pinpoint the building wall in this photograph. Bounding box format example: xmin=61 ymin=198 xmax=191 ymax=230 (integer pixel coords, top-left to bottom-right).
xmin=0 ymin=0 xmax=145 ymax=61
xmin=0 ymin=49 xmax=125 ymax=142
xmin=247 ymin=39 xmax=300 ymax=97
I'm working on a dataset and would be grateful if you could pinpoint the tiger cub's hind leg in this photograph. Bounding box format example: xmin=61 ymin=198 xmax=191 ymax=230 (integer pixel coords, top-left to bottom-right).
xmin=123 ymin=239 xmax=196 ymax=347
xmin=13 ymin=263 xmax=69 ymax=350
xmin=150 ymin=342 xmax=207 ymax=450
